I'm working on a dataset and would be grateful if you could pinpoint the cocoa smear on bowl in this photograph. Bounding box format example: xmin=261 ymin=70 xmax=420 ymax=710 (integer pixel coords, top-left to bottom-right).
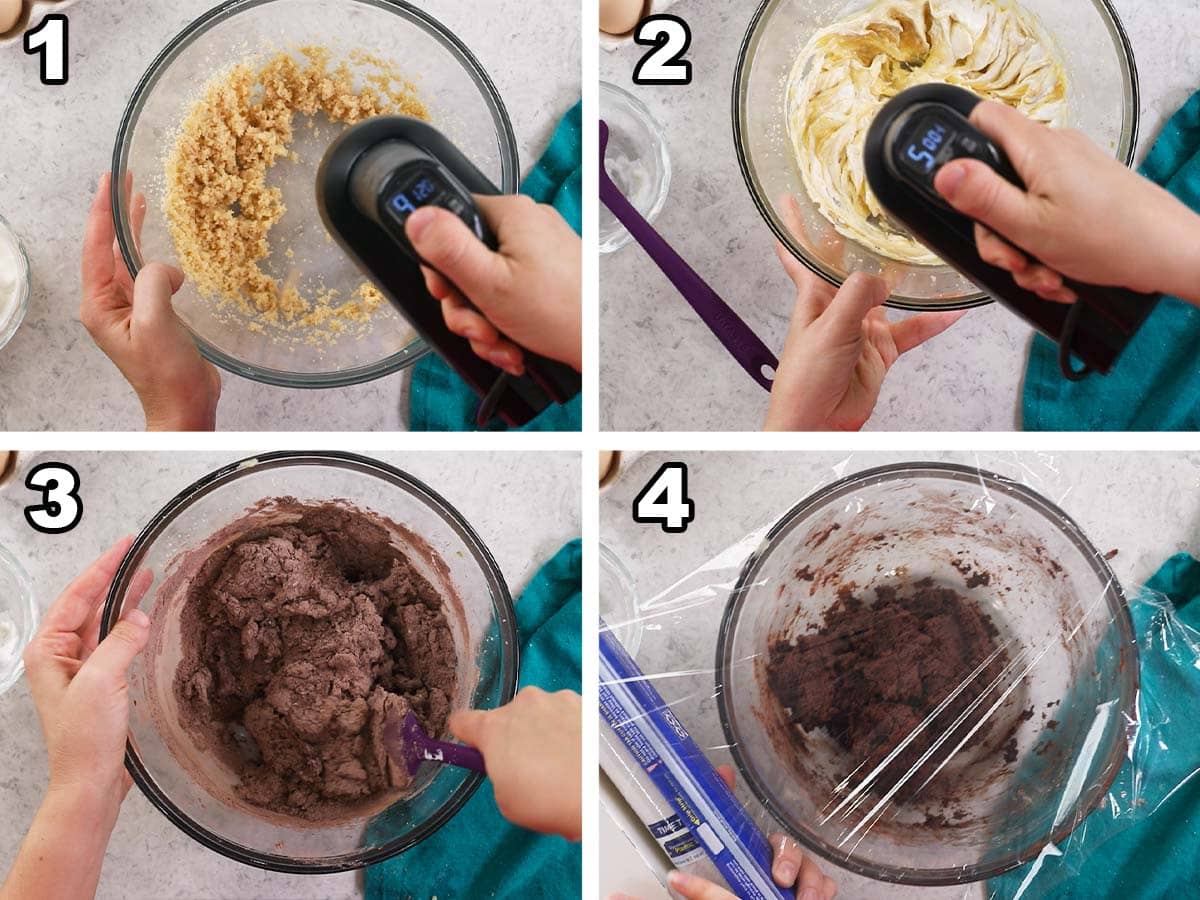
xmin=147 ymin=497 xmax=471 ymax=825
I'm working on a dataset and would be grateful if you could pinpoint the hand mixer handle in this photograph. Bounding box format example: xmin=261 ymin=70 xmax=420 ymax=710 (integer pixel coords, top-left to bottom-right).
xmin=864 ymin=85 xmax=1159 ymax=379
xmin=319 ymin=117 xmax=581 ymax=427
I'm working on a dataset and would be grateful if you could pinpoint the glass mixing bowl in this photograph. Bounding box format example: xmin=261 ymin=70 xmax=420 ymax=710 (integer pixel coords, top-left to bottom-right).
xmin=716 ymin=463 xmax=1137 ymax=885
xmin=733 ymin=0 xmax=1139 ymax=310
xmin=100 ymin=452 xmax=518 ymax=872
xmin=0 ymin=214 xmax=30 ymax=352
xmin=599 ymin=82 xmax=672 ymax=254
xmin=112 ymin=0 xmax=519 ymax=388
xmin=599 ymin=542 xmax=643 ymax=658
xmin=0 ymin=542 xmax=37 ymax=697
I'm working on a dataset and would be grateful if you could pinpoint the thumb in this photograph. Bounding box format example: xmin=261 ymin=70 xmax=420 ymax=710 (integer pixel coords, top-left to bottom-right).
xmin=934 ymin=157 xmax=1034 ymax=243
xmin=129 ymin=263 xmax=186 ymax=334
xmin=448 ymin=708 xmax=490 ymax=748
xmin=405 ymin=207 xmax=506 ymax=304
xmin=83 ymin=608 xmax=150 ymax=682
xmin=820 ymin=272 xmax=889 ymax=334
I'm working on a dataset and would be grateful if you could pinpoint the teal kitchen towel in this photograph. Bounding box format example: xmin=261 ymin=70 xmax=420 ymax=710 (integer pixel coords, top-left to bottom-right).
xmin=408 ymin=101 xmax=582 ymax=432
xmin=365 ymin=539 xmax=582 ymax=900
xmin=989 ymin=553 xmax=1200 ymax=898
xmin=1023 ymin=88 xmax=1200 ymax=430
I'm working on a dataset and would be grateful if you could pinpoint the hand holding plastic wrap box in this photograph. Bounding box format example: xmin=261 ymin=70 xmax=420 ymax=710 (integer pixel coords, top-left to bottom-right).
xmin=600 ymin=461 xmax=1200 ymax=899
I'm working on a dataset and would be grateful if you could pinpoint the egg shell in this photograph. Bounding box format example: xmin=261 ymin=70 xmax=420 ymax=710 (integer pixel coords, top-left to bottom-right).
xmin=0 ymin=0 xmax=23 ymax=34
xmin=599 ymin=0 xmax=644 ymax=36
xmin=598 ymin=451 xmax=615 ymax=483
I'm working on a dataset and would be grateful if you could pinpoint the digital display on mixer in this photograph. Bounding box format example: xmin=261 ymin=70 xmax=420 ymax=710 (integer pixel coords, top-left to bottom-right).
xmin=381 ymin=162 xmax=482 ymax=245
xmin=388 ymin=171 xmax=444 ymax=220
xmin=413 ymin=177 xmax=437 ymax=203
xmin=389 ymin=191 xmax=418 ymax=217
xmin=901 ymin=121 xmax=949 ymax=175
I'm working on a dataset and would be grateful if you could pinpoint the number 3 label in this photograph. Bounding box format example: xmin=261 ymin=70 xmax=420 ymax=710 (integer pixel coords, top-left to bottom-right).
xmin=633 ymin=15 xmax=692 ymax=86
xmin=24 ymin=462 xmax=83 ymax=534
xmin=633 ymin=463 xmax=695 ymax=534
xmin=24 ymin=14 xmax=69 ymax=86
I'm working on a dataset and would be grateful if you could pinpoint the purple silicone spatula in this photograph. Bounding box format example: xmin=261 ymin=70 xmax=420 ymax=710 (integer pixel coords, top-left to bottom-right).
xmin=384 ymin=711 xmax=486 ymax=780
xmin=600 ymin=119 xmax=778 ymax=391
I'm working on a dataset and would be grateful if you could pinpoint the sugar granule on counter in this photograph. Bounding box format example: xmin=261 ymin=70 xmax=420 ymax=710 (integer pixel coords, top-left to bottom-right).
xmin=164 ymin=45 xmax=427 ymax=346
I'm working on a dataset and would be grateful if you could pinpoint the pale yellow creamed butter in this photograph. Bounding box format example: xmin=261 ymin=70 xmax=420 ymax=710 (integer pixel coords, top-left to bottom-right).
xmin=786 ymin=0 xmax=1068 ymax=264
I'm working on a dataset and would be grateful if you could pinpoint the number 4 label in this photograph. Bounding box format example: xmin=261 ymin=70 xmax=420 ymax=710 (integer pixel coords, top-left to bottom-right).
xmin=633 ymin=15 xmax=692 ymax=86
xmin=633 ymin=462 xmax=695 ymax=534
xmin=24 ymin=14 xmax=69 ymax=86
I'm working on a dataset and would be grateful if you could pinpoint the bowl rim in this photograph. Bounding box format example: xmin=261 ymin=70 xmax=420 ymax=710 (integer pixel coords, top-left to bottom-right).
xmin=599 ymin=541 xmax=645 ymax=658
xmin=100 ymin=450 xmax=520 ymax=873
xmin=110 ymin=0 xmax=520 ymax=388
xmin=0 ymin=213 xmax=31 ymax=352
xmin=0 ymin=540 xmax=37 ymax=695
xmin=714 ymin=461 xmax=1139 ymax=886
xmin=730 ymin=0 xmax=1142 ymax=312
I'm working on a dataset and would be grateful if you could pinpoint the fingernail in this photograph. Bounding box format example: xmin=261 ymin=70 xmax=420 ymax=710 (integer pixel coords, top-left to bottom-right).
xmin=937 ymin=161 xmax=966 ymax=199
xmin=776 ymin=860 xmax=799 ymax=883
xmin=667 ymin=871 xmax=691 ymax=889
xmin=125 ymin=608 xmax=149 ymax=628
xmin=405 ymin=207 xmax=437 ymax=241
xmin=799 ymin=889 xmax=821 ymax=900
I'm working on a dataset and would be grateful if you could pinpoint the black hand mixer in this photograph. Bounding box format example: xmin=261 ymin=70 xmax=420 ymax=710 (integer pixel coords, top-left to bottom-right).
xmin=864 ymin=84 xmax=1158 ymax=380
xmin=318 ymin=117 xmax=580 ymax=425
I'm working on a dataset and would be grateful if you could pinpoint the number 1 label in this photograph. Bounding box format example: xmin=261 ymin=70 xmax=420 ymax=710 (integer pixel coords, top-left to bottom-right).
xmin=24 ymin=14 xmax=69 ymax=86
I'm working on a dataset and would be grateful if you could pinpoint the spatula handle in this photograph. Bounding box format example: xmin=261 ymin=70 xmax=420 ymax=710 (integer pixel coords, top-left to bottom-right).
xmin=599 ymin=121 xmax=777 ymax=392
xmin=420 ymin=738 xmax=486 ymax=773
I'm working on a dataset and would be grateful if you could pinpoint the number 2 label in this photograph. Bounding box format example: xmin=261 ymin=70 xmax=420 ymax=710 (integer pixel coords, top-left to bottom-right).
xmin=24 ymin=14 xmax=69 ymax=86
xmin=633 ymin=463 xmax=695 ymax=534
xmin=633 ymin=15 xmax=692 ymax=86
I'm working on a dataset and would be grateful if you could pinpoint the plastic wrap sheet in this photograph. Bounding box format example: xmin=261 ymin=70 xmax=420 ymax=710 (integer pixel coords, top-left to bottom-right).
xmin=599 ymin=459 xmax=1200 ymax=899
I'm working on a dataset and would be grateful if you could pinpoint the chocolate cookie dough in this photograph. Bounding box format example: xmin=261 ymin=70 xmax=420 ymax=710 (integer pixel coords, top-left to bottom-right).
xmin=766 ymin=579 xmax=1010 ymax=801
xmin=173 ymin=500 xmax=457 ymax=821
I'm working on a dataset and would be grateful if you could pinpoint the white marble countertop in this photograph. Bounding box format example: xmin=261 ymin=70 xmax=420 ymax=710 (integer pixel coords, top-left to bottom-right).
xmin=598 ymin=450 xmax=1200 ymax=898
xmin=599 ymin=1 xmax=1200 ymax=432
xmin=0 ymin=450 xmax=580 ymax=899
xmin=0 ymin=0 xmax=580 ymax=431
